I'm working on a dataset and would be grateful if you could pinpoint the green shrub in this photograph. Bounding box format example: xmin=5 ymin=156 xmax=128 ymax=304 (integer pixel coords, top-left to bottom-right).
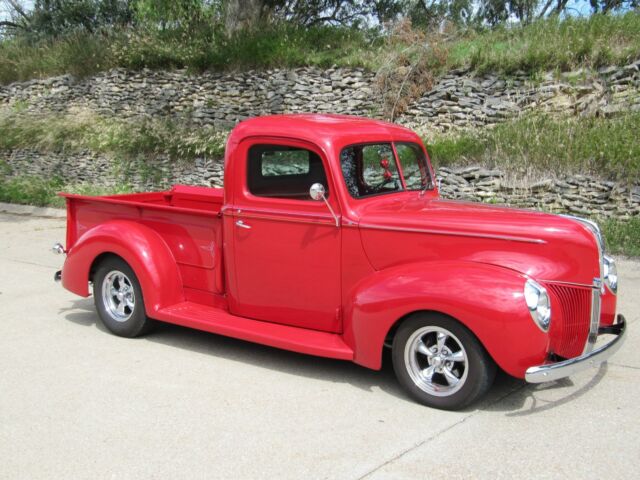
xmin=449 ymin=12 xmax=640 ymax=74
xmin=0 ymin=32 xmax=115 ymax=84
xmin=602 ymin=218 xmax=640 ymax=257
xmin=2 ymin=13 xmax=639 ymax=85
xmin=0 ymin=110 xmax=228 ymax=161
xmin=426 ymin=112 xmax=640 ymax=179
xmin=0 ymin=174 xmax=136 ymax=208
xmin=0 ymin=175 xmax=64 ymax=206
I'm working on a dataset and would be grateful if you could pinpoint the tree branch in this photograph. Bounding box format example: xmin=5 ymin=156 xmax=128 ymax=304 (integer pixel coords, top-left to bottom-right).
xmin=0 ymin=19 xmax=23 ymax=29
xmin=5 ymin=0 xmax=28 ymax=20
xmin=537 ymin=0 xmax=555 ymax=19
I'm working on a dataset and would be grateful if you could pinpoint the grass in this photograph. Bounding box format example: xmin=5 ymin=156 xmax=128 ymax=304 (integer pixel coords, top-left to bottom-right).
xmin=448 ymin=13 xmax=640 ymax=75
xmin=602 ymin=217 xmax=640 ymax=257
xmin=0 ymin=31 xmax=113 ymax=85
xmin=425 ymin=112 xmax=640 ymax=179
xmin=0 ymin=24 xmax=378 ymax=85
xmin=0 ymin=110 xmax=228 ymax=160
xmin=0 ymin=175 xmax=134 ymax=208
xmin=1 ymin=13 xmax=639 ymax=85
xmin=0 ymin=175 xmax=64 ymax=206
xmin=113 ymin=23 xmax=379 ymax=72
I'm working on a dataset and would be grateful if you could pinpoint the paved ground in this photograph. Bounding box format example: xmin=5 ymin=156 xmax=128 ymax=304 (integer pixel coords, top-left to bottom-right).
xmin=0 ymin=210 xmax=638 ymax=480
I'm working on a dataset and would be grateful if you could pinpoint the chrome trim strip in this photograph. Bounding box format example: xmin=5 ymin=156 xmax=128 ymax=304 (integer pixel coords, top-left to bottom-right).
xmin=233 ymin=208 xmax=338 ymax=227
xmin=525 ymin=315 xmax=626 ymax=383
xmin=584 ymin=278 xmax=602 ymax=354
xmin=541 ymin=279 xmax=594 ymax=289
xmin=359 ymin=223 xmax=546 ymax=244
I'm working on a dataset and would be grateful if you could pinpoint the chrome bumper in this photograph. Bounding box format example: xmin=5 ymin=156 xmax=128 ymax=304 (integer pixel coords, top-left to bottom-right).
xmin=525 ymin=314 xmax=627 ymax=383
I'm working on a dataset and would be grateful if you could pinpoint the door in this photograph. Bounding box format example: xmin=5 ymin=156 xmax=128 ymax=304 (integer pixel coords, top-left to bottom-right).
xmin=229 ymin=138 xmax=342 ymax=333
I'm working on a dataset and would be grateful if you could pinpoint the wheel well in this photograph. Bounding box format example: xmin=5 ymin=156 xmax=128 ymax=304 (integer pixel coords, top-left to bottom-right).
xmin=382 ymin=309 xmax=499 ymax=373
xmin=384 ymin=310 xmax=430 ymax=348
xmin=88 ymin=252 xmax=121 ymax=282
xmin=384 ymin=310 xmax=480 ymax=350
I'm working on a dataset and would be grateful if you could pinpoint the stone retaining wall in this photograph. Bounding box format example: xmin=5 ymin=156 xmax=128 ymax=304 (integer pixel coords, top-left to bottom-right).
xmin=2 ymin=62 xmax=639 ymax=132
xmin=0 ymin=67 xmax=377 ymax=128
xmin=438 ymin=166 xmax=640 ymax=219
xmin=4 ymin=148 xmax=638 ymax=217
xmin=1 ymin=63 xmax=639 ymax=216
xmin=399 ymin=62 xmax=640 ymax=134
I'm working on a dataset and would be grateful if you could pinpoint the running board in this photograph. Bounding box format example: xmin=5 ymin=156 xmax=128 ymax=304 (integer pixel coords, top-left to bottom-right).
xmin=154 ymin=301 xmax=353 ymax=361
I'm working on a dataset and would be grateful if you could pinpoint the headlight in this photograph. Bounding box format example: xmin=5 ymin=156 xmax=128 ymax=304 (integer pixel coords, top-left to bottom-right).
xmin=524 ymin=279 xmax=551 ymax=332
xmin=604 ymin=255 xmax=617 ymax=294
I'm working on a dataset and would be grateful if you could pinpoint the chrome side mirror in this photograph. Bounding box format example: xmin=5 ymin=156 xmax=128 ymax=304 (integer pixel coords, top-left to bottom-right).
xmin=309 ymin=183 xmax=326 ymax=201
xmin=309 ymin=183 xmax=339 ymax=227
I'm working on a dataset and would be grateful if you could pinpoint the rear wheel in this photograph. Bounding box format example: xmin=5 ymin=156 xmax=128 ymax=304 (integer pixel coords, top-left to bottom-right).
xmin=392 ymin=312 xmax=496 ymax=410
xmin=92 ymin=256 xmax=153 ymax=337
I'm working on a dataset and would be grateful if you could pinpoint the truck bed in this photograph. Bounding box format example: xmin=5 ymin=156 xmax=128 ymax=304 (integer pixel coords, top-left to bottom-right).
xmin=62 ymin=185 xmax=226 ymax=305
xmin=65 ymin=184 xmax=225 ymax=215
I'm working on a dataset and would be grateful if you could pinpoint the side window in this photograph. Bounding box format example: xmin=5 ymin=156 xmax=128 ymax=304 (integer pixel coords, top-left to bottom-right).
xmin=248 ymin=144 xmax=329 ymax=200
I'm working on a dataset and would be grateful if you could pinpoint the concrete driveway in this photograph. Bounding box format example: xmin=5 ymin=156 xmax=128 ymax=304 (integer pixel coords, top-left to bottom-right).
xmin=0 ymin=209 xmax=638 ymax=480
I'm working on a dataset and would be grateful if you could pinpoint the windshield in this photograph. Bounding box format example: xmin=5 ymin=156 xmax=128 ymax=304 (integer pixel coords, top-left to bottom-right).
xmin=340 ymin=142 xmax=432 ymax=199
xmin=395 ymin=142 xmax=433 ymax=191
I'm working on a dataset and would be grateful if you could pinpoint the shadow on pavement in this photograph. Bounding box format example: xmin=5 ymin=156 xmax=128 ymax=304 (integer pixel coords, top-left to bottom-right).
xmin=60 ymin=297 xmax=608 ymax=414
xmin=484 ymin=363 xmax=607 ymax=416
xmin=60 ymin=298 xmax=410 ymax=403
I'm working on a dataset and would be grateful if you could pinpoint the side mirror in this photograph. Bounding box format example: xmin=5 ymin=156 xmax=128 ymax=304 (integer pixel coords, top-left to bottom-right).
xmin=309 ymin=183 xmax=326 ymax=201
xmin=309 ymin=183 xmax=339 ymax=227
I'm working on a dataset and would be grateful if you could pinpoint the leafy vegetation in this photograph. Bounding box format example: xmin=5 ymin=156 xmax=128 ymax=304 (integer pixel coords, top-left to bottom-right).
xmin=1 ymin=10 xmax=639 ymax=85
xmin=448 ymin=12 xmax=640 ymax=74
xmin=0 ymin=174 xmax=64 ymax=206
xmin=426 ymin=112 xmax=640 ymax=179
xmin=0 ymin=110 xmax=227 ymax=160
xmin=602 ymin=217 xmax=640 ymax=257
xmin=0 ymin=175 xmax=134 ymax=207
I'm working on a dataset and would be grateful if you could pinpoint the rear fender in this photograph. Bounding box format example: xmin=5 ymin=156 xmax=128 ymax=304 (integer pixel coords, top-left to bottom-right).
xmin=62 ymin=220 xmax=184 ymax=314
xmin=342 ymin=260 xmax=549 ymax=378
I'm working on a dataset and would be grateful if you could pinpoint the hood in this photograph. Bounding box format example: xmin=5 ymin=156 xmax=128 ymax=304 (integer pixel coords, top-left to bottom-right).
xmin=357 ymin=196 xmax=600 ymax=285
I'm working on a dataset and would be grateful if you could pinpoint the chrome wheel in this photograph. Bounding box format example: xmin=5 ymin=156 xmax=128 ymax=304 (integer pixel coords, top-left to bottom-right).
xmin=101 ymin=270 xmax=135 ymax=322
xmin=404 ymin=326 xmax=468 ymax=397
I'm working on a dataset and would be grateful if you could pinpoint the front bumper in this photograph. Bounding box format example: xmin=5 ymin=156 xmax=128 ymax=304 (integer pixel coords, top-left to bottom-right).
xmin=525 ymin=314 xmax=627 ymax=383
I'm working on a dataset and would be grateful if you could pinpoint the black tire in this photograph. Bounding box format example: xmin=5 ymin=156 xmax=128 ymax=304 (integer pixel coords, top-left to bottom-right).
xmin=392 ymin=312 xmax=496 ymax=410
xmin=92 ymin=256 xmax=154 ymax=338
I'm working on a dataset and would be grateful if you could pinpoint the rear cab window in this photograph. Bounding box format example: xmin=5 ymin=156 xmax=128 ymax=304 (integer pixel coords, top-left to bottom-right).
xmin=247 ymin=144 xmax=329 ymax=200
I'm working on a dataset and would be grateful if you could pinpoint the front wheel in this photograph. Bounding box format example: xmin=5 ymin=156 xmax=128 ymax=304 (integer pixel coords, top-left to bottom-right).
xmin=92 ymin=256 xmax=154 ymax=338
xmin=392 ymin=313 xmax=496 ymax=410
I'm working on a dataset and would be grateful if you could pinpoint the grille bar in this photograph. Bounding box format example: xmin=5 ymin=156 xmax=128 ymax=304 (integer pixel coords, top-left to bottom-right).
xmin=546 ymin=283 xmax=592 ymax=358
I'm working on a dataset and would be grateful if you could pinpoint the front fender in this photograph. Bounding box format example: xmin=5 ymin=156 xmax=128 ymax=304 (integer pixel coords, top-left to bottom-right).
xmin=61 ymin=220 xmax=184 ymax=314
xmin=343 ymin=260 xmax=549 ymax=378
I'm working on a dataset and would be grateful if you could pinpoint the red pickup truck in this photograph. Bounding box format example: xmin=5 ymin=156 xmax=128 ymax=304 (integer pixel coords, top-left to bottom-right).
xmin=54 ymin=114 xmax=626 ymax=410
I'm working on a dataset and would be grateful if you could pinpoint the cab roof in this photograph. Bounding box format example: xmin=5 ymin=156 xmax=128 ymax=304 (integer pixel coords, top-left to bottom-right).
xmin=228 ymin=114 xmax=421 ymax=148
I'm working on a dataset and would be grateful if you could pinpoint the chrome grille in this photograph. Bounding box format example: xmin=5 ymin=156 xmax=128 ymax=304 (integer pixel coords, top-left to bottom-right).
xmin=547 ymin=283 xmax=592 ymax=358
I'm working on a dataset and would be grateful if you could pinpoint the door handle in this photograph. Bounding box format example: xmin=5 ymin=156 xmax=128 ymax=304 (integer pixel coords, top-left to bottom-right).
xmin=235 ymin=220 xmax=251 ymax=229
